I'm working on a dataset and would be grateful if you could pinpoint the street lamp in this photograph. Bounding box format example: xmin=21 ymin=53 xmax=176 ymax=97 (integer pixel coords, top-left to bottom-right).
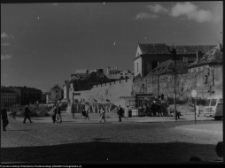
xmin=191 ymin=89 xmax=197 ymax=124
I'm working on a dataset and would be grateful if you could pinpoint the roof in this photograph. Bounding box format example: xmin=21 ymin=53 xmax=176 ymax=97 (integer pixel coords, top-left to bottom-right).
xmin=189 ymin=45 xmax=223 ymax=68
xmin=51 ymin=85 xmax=62 ymax=90
xmin=147 ymin=59 xmax=189 ymax=76
xmin=105 ymin=74 xmax=121 ymax=80
xmin=138 ymin=43 xmax=216 ymax=55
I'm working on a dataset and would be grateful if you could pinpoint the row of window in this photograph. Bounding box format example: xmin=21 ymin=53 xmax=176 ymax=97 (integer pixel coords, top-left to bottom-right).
xmin=1 ymin=94 xmax=16 ymax=98
xmin=189 ymin=66 xmax=209 ymax=73
xmin=1 ymin=98 xmax=16 ymax=102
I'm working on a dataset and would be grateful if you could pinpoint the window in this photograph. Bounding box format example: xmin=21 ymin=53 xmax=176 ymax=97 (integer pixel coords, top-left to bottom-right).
xmin=210 ymin=99 xmax=217 ymax=106
xmin=137 ymin=63 xmax=138 ymax=73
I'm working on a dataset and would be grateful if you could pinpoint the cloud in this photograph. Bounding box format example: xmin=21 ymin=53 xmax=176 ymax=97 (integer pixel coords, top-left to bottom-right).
xmin=171 ymin=2 xmax=213 ymax=23
xmin=135 ymin=13 xmax=158 ymax=19
xmin=147 ymin=4 xmax=169 ymax=14
xmin=1 ymin=42 xmax=10 ymax=46
xmin=1 ymin=32 xmax=9 ymax=38
xmin=1 ymin=54 xmax=12 ymax=60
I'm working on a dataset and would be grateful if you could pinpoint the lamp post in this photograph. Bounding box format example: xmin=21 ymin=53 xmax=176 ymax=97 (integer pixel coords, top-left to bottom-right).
xmin=191 ymin=89 xmax=197 ymax=124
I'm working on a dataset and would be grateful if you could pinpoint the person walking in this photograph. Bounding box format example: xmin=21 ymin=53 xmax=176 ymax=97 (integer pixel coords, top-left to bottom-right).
xmin=151 ymin=101 xmax=157 ymax=117
xmin=117 ymin=105 xmax=123 ymax=122
xmin=1 ymin=104 xmax=9 ymax=131
xmin=85 ymin=103 xmax=90 ymax=121
xmin=52 ymin=105 xmax=57 ymax=123
xmin=71 ymin=100 xmax=77 ymax=119
xmin=99 ymin=106 xmax=106 ymax=122
xmin=23 ymin=105 xmax=33 ymax=123
xmin=56 ymin=103 xmax=62 ymax=123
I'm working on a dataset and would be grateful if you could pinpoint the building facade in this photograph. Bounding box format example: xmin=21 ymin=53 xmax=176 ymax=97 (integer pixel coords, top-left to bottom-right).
xmin=1 ymin=89 xmax=17 ymax=106
xmin=47 ymin=85 xmax=63 ymax=103
xmin=63 ymin=69 xmax=112 ymax=101
xmin=2 ymin=86 xmax=42 ymax=105
xmin=134 ymin=43 xmax=215 ymax=77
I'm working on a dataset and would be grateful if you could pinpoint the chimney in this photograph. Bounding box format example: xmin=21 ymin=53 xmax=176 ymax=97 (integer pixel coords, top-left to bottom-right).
xmin=116 ymin=65 xmax=118 ymax=70
xmin=196 ymin=51 xmax=202 ymax=61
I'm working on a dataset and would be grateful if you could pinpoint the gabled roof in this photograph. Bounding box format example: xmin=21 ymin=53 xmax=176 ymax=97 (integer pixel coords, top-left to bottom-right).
xmin=51 ymin=85 xmax=62 ymax=90
xmin=147 ymin=59 xmax=189 ymax=77
xmin=138 ymin=43 xmax=170 ymax=55
xmin=189 ymin=45 xmax=223 ymax=68
xmin=138 ymin=43 xmax=216 ymax=55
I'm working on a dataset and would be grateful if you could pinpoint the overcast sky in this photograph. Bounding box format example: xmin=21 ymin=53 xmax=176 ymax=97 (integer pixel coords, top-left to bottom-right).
xmin=1 ymin=2 xmax=223 ymax=92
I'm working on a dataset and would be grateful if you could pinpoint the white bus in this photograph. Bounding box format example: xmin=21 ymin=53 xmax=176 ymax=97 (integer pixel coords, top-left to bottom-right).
xmin=203 ymin=96 xmax=223 ymax=120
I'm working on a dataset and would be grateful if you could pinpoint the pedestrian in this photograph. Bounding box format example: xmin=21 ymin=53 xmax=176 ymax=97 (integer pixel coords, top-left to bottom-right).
xmin=151 ymin=101 xmax=157 ymax=117
xmin=99 ymin=106 xmax=106 ymax=122
xmin=23 ymin=104 xmax=33 ymax=123
xmin=71 ymin=100 xmax=77 ymax=119
xmin=157 ymin=101 xmax=163 ymax=117
xmin=85 ymin=103 xmax=90 ymax=121
xmin=56 ymin=103 xmax=62 ymax=123
xmin=143 ymin=104 xmax=148 ymax=117
xmin=1 ymin=104 xmax=9 ymax=131
xmin=117 ymin=105 xmax=123 ymax=122
xmin=52 ymin=105 xmax=57 ymax=123
xmin=124 ymin=106 xmax=129 ymax=120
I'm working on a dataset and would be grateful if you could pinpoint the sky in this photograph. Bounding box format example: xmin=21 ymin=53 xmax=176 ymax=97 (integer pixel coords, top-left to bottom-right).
xmin=1 ymin=2 xmax=223 ymax=92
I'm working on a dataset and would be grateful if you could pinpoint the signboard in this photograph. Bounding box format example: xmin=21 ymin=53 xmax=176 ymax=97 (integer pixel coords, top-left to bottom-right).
xmin=191 ymin=89 xmax=197 ymax=98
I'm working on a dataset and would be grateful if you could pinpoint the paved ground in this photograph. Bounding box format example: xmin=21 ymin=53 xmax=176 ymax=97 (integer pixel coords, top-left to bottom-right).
xmin=1 ymin=112 xmax=223 ymax=164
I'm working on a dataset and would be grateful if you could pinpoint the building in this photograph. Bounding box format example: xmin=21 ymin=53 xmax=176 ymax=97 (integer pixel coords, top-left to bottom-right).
xmin=134 ymin=43 xmax=215 ymax=77
xmin=47 ymin=85 xmax=63 ymax=103
xmin=3 ymin=86 xmax=42 ymax=105
xmin=1 ymin=89 xmax=17 ymax=106
xmin=106 ymin=66 xmax=134 ymax=80
xmin=63 ymin=69 xmax=111 ymax=101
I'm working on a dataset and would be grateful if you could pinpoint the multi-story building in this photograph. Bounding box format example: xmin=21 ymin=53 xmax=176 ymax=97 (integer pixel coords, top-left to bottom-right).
xmin=46 ymin=85 xmax=63 ymax=103
xmin=63 ymin=69 xmax=111 ymax=101
xmin=1 ymin=89 xmax=17 ymax=106
xmin=3 ymin=86 xmax=42 ymax=105
xmin=134 ymin=43 xmax=216 ymax=78
xmin=106 ymin=66 xmax=134 ymax=80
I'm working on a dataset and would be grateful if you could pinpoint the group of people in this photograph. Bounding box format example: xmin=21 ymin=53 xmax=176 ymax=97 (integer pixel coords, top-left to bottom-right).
xmin=1 ymin=103 xmax=33 ymax=131
xmin=51 ymin=102 xmax=62 ymax=123
xmin=139 ymin=99 xmax=169 ymax=117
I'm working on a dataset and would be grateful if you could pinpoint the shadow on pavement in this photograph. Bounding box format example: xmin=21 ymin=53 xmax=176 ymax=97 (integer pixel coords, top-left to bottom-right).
xmin=1 ymin=142 xmax=217 ymax=163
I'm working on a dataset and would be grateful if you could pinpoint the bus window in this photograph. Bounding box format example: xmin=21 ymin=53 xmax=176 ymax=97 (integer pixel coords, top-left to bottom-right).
xmin=218 ymin=99 xmax=223 ymax=105
xmin=210 ymin=99 xmax=217 ymax=106
xmin=206 ymin=99 xmax=211 ymax=106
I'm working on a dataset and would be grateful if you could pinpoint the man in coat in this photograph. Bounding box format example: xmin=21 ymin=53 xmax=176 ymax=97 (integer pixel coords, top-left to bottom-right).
xmin=1 ymin=104 xmax=9 ymax=131
xmin=23 ymin=105 xmax=33 ymax=123
xmin=117 ymin=106 xmax=124 ymax=122
xmin=151 ymin=101 xmax=157 ymax=116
